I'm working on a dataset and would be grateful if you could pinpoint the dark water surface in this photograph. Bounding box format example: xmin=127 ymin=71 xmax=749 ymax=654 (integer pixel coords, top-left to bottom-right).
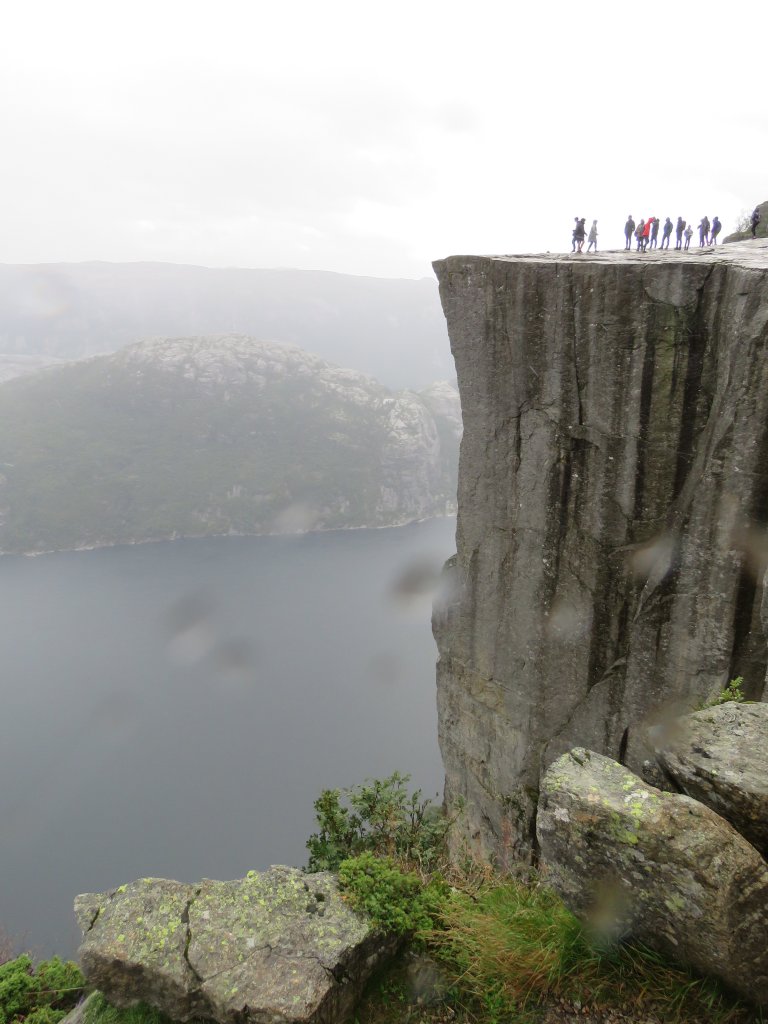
xmin=0 ymin=518 xmax=455 ymax=956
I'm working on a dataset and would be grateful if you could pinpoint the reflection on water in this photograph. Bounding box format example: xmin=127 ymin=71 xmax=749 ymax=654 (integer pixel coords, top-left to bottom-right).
xmin=0 ymin=518 xmax=455 ymax=956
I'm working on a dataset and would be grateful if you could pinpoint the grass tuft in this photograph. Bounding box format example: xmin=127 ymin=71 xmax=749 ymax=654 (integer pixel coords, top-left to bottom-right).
xmin=84 ymin=994 xmax=173 ymax=1024
xmin=424 ymin=879 xmax=759 ymax=1024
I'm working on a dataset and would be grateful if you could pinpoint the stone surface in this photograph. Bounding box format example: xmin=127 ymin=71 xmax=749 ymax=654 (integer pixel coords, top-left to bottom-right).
xmin=57 ymin=993 xmax=100 ymax=1024
xmin=432 ymin=243 xmax=768 ymax=863
xmin=537 ymin=749 xmax=768 ymax=1006
xmin=75 ymin=866 xmax=397 ymax=1024
xmin=654 ymin=701 xmax=768 ymax=856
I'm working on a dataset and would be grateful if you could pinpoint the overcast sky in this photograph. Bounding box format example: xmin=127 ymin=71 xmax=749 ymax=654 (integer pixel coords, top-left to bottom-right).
xmin=1 ymin=0 xmax=766 ymax=279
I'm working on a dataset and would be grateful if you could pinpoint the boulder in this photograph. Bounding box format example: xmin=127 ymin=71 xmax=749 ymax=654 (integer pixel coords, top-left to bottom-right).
xmin=653 ymin=701 xmax=768 ymax=857
xmin=537 ymin=749 xmax=768 ymax=1006
xmin=75 ymin=866 xmax=397 ymax=1024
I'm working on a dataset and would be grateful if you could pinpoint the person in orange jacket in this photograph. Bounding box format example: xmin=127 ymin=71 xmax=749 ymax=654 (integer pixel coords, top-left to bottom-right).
xmin=641 ymin=217 xmax=653 ymax=251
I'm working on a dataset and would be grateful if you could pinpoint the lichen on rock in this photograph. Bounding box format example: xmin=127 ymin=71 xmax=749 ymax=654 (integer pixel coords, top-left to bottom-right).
xmin=75 ymin=866 xmax=397 ymax=1024
xmin=653 ymin=701 xmax=768 ymax=857
xmin=537 ymin=748 xmax=768 ymax=1006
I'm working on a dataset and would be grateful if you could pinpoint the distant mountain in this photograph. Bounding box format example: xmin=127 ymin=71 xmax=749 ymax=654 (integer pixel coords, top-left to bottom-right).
xmin=0 ymin=262 xmax=451 ymax=390
xmin=0 ymin=353 xmax=68 ymax=384
xmin=0 ymin=336 xmax=460 ymax=554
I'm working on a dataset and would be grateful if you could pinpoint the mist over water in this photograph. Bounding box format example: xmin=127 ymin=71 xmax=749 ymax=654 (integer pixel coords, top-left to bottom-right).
xmin=0 ymin=518 xmax=455 ymax=957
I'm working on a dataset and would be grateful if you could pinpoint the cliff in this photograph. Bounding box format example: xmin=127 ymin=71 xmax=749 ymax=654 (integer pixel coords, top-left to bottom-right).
xmin=433 ymin=241 xmax=768 ymax=864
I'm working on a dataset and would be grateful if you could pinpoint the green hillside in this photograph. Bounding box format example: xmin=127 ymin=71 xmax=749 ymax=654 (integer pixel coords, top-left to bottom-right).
xmin=0 ymin=337 xmax=460 ymax=553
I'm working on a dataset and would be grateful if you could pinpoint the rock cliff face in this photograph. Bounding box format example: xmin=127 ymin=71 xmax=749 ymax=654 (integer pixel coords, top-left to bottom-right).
xmin=432 ymin=242 xmax=768 ymax=864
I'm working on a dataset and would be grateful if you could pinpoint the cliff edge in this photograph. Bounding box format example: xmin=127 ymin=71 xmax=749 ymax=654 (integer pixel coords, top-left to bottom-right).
xmin=433 ymin=241 xmax=768 ymax=863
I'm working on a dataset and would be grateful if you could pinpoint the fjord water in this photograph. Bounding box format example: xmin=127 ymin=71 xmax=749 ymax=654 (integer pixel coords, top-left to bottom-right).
xmin=0 ymin=518 xmax=455 ymax=956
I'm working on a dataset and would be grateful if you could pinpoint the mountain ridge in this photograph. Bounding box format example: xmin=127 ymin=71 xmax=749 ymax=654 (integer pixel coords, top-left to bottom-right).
xmin=0 ymin=335 xmax=459 ymax=555
xmin=0 ymin=261 xmax=451 ymax=390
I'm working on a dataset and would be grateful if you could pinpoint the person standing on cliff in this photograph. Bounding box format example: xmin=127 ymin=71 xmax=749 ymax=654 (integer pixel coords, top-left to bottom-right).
xmin=751 ymin=207 xmax=761 ymax=238
xmin=684 ymin=223 xmax=693 ymax=250
xmin=649 ymin=217 xmax=660 ymax=249
xmin=661 ymin=217 xmax=673 ymax=249
xmin=698 ymin=216 xmax=710 ymax=246
xmin=624 ymin=215 xmax=635 ymax=250
xmin=587 ymin=220 xmax=598 ymax=252
xmin=675 ymin=217 xmax=686 ymax=249
xmin=573 ymin=218 xmax=587 ymax=253
xmin=635 ymin=219 xmax=645 ymax=251
xmin=711 ymin=216 xmax=722 ymax=245
xmin=641 ymin=218 xmax=652 ymax=251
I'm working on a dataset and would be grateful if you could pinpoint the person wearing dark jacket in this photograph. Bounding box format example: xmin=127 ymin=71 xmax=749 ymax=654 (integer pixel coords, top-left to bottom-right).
xmin=650 ymin=217 xmax=660 ymax=249
xmin=624 ymin=216 xmax=635 ymax=250
xmin=698 ymin=216 xmax=710 ymax=246
xmin=573 ymin=217 xmax=587 ymax=253
xmin=711 ymin=216 xmax=722 ymax=245
xmin=751 ymin=207 xmax=761 ymax=238
xmin=571 ymin=216 xmax=579 ymax=251
xmin=635 ymin=219 xmax=645 ymax=251
xmin=675 ymin=217 xmax=686 ymax=250
xmin=661 ymin=218 xmax=673 ymax=249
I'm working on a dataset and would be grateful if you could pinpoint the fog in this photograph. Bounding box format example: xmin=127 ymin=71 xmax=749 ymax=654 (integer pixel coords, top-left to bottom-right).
xmin=1 ymin=1 xmax=765 ymax=277
xmin=0 ymin=262 xmax=452 ymax=389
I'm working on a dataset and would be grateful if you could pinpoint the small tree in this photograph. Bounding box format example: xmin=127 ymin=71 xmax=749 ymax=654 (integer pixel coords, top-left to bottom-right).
xmin=306 ymin=772 xmax=450 ymax=872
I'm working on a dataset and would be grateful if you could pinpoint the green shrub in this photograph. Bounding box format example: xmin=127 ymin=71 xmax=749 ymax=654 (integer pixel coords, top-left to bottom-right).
xmin=338 ymin=852 xmax=446 ymax=937
xmin=0 ymin=955 xmax=83 ymax=1024
xmin=702 ymin=676 xmax=745 ymax=708
xmin=0 ymin=956 xmax=37 ymax=1021
xmin=306 ymin=772 xmax=450 ymax=872
xmin=23 ymin=1008 xmax=66 ymax=1024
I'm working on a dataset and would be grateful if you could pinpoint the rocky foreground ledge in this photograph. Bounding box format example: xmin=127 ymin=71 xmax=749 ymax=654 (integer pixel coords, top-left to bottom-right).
xmin=75 ymin=866 xmax=396 ymax=1024
xmin=538 ymin=703 xmax=768 ymax=1007
xmin=433 ymin=239 xmax=768 ymax=865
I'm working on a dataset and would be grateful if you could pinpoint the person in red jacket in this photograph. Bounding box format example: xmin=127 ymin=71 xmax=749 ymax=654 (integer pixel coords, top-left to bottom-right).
xmin=641 ymin=217 xmax=653 ymax=251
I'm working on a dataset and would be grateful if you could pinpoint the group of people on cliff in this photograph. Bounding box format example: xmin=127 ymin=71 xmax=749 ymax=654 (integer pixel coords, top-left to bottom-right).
xmin=570 ymin=206 xmax=761 ymax=254
xmin=622 ymin=215 xmax=721 ymax=251
xmin=570 ymin=218 xmax=599 ymax=253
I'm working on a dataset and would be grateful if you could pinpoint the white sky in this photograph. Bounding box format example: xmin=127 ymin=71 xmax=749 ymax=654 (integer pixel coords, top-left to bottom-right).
xmin=1 ymin=0 xmax=766 ymax=278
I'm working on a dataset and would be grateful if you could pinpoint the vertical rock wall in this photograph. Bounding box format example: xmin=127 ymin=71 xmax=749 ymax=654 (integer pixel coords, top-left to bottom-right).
xmin=433 ymin=244 xmax=768 ymax=864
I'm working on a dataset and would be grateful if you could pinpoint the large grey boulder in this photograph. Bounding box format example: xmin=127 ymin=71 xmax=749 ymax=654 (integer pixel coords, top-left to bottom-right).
xmin=75 ymin=866 xmax=397 ymax=1024
xmin=432 ymin=243 xmax=768 ymax=863
xmin=537 ymin=749 xmax=768 ymax=1006
xmin=654 ymin=701 xmax=768 ymax=857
